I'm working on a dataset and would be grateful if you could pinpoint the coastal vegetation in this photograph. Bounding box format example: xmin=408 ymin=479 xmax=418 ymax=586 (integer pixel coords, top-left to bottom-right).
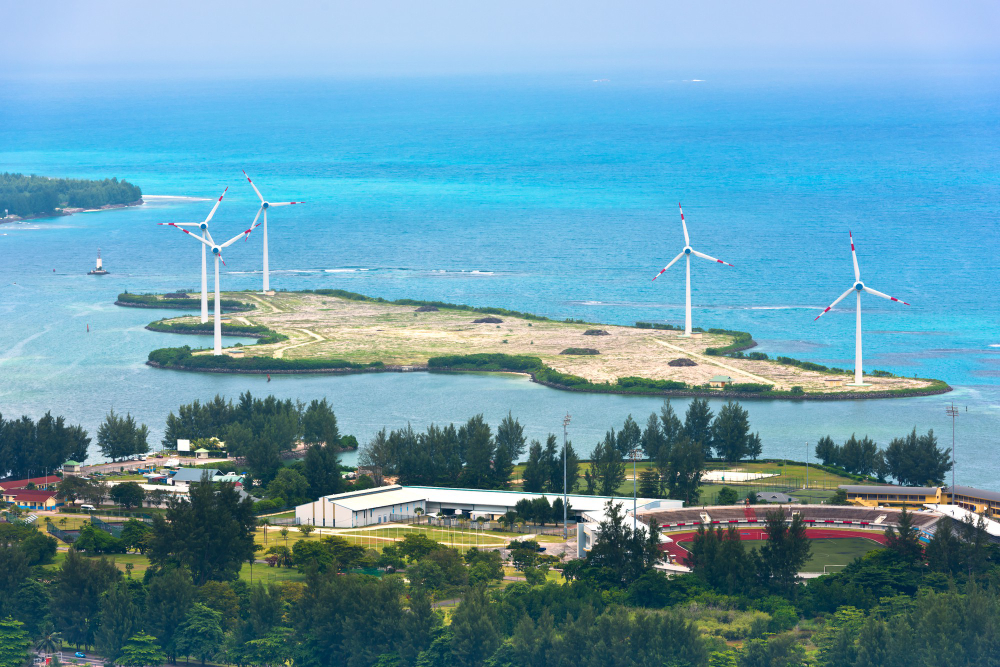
xmin=135 ymin=290 xmax=950 ymax=400
xmin=146 ymin=319 xmax=287 ymax=344
xmin=0 ymin=172 xmax=141 ymax=219
xmin=117 ymin=292 xmax=255 ymax=311
xmin=0 ymin=412 xmax=90 ymax=479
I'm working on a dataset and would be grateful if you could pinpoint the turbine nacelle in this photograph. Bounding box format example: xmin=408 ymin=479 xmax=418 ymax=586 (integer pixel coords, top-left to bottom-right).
xmin=262 ymin=202 xmax=270 ymax=209
xmin=212 ymin=246 xmax=221 ymax=255
xmin=684 ymin=247 xmax=692 ymax=255
xmin=855 ymin=282 xmax=864 ymax=291
xmin=199 ymin=222 xmax=208 ymax=230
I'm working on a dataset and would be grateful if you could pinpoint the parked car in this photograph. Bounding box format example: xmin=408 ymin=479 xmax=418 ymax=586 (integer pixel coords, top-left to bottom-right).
xmin=74 ymin=652 xmax=86 ymax=659
xmin=80 ymin=504 xmax=96 ymax=512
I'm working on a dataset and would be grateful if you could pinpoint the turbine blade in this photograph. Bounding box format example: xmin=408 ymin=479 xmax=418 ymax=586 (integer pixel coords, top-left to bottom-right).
xmin=850 ymin=231 xmax=860 ymax=282
xmin=691 ymin=249 xmax=733 ymax=267
xmin=652 ymin=251 xmax=686 ymax=281
xmin=864 ymin=286 xmax=910 ymax=305
xmin=159 ymin=222 xmax=201 ymax=226
xmin=268 ymin=201 xmax=304 ymax=207
xmin=162 ymin=223 xmax=213 ymax=248
xmin=242 ymin=169 xmax=265 ymax=202
xmin=204 ymin=187 xmax=228 ymax=223
xmin=221 ymin=228 xmax=253 ymax=248
xmin=814 ymin=286 xmax=856 ymax=321
xmin=678 ymin=203 xmax=690 ymax=246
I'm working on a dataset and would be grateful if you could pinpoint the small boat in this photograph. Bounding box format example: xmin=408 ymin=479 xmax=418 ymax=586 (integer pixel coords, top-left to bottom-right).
xmin=88 ymin=248 xmax=109 ymax=275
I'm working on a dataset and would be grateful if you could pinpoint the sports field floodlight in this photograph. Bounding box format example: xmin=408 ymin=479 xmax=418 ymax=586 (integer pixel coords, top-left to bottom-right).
xmin=814 ymin=232 xmax=910 ymax=386
xmin=158 ymin=188 xmax=227 ymax=323
xmin=651 ymin=203 xmax=733 ymax=336
xmin=242 ymin=170 xmax=304 ymax=293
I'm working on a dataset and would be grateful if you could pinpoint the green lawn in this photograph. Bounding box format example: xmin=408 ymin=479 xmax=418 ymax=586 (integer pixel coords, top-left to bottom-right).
xmin=740 ymin=537 xmax=882 ymax=572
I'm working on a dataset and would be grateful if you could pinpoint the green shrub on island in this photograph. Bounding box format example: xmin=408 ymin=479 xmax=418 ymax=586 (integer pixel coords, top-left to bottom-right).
xmin=728 ymin=383 xmax=773 ymax=393
xmin=117 ymin=292 xmax=255 ymax=311
xmin=0 ymin=172 xmax=142 ymax=218
xmin=616 ymin=377 xmax=688 ymax=391
xmin=560 ymin=347 xmax=600 ymax=355
xmin=146 ymin=319 xmax=288 ymax=344
xmin=148 ymin=345 xmax=383 ymax=372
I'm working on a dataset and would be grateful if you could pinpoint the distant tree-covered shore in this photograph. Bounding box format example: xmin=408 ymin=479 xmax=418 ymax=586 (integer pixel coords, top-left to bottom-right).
xmin=0 ymin=172 xmax=142 ymax=219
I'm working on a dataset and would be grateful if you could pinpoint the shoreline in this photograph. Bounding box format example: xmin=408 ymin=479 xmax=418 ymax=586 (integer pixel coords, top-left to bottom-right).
xmin=1 ymin=199 xmax=144 ymax=224
xmin=145 ymin=360 xmax=952 ymax=401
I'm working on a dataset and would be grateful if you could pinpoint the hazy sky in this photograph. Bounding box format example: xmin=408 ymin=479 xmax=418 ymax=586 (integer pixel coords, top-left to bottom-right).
xmin=2 ymin=1 xmax=997 ymax=78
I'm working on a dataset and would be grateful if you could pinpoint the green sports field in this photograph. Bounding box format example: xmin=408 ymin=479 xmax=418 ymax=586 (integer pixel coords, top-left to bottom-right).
xmin=741 ymin=537 xmax=882 ymax=572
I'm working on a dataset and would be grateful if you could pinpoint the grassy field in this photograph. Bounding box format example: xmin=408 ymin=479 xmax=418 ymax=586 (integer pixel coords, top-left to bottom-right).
xmin=153 ymin=290 xmax=938 ymax=394
xmin=740 ymin=537 xmax=882 ymax=572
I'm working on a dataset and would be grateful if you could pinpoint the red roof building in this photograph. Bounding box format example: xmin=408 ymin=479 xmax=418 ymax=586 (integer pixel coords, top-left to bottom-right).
xmin=0 ymin=475 xmax=61 ymax=491
xmin=1 ymin=488 xmax=62 ymax=510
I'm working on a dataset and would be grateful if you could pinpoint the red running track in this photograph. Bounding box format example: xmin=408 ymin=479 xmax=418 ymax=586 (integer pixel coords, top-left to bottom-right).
xmin=662 ymin=528 xmax=888 ymax=566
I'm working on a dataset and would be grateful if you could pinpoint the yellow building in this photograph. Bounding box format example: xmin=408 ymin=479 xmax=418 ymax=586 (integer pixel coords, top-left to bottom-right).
xmin=839 ymin=485 xmax=943 ymax=509
xmin=948 ymin=485 xmax=1000 ymax=519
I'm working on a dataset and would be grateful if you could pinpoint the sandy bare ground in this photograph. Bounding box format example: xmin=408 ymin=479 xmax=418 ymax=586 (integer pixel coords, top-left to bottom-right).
xmin=167 ymin=291 xmax=936 ymax=394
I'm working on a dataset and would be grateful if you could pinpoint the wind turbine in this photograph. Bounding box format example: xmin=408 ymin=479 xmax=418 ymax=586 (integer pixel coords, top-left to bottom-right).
xmin=814 ymin=232 xmax=910 ymax=386
xmin=158 ymin=188 xmax=228 ymax=323
xmin=651 ymin=203 xmax=734 ymax=337
xmin=162 ymin=222 xmax=259 ymax=355
xmin=242 ymin=170 xmax=304 ymax=293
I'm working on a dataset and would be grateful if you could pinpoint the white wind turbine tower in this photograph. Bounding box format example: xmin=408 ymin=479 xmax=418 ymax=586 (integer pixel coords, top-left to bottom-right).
xmin=157 ymin=188 xmax=228 ymax=323
xmin=242 ymin=170 xmax=304 ymax=293
xmin=814 ymin=232 xmax=910 ymax=386
xmin=162 ymin=222 xmax=260 ymax=355
xmin=651 ymin=203 xmax=734 ymax=337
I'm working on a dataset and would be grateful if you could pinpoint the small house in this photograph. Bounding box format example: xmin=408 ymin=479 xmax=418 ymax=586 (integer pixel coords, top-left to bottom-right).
xmin=169 ymin=468 xmax=221 ymax=486
xmin=824 ymin=378 xmax=846 ymax=388
xmin=709 ymin=375 xmax=733 ymax=388
xmin=62 ymin=461 xmax=83 ymax=475
xmin=194 ymin=448 xmax=210 ymax=460
xmin=1 ymin=489 xmax=62 ymax=510
xmin=756 ymin=492 xmax=798 ymax=504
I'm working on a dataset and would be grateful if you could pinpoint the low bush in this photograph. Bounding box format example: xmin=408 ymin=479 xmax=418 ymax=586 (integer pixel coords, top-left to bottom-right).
xmin=148 ymin=346 xmax=384 ymax=372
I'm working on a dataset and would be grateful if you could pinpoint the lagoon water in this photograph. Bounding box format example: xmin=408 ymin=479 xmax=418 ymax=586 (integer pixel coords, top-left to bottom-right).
xmin=1 ymin=72 xmax=997 ymax=485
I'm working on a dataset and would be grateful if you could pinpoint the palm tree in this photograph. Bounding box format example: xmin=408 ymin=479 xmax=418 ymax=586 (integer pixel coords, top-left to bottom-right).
xmin=35 ymin=623 xmax=62 ymax=663
xmin=414 ymin=507 xmax=424 ymax=525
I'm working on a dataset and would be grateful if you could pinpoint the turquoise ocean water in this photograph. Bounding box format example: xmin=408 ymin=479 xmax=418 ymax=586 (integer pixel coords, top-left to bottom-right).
xmin=0 ymin=73 xmax=997 ymax=485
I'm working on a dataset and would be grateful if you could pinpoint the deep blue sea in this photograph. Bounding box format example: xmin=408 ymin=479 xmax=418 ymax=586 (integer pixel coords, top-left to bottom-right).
xmin=1 ymin=72 xmax=997 ymax=486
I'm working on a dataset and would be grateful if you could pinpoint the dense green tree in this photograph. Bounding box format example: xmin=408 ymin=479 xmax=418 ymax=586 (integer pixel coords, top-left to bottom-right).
xmin=637 ymin=469 xmax=660 ymax=498
xmin=586 ymin=430 xmax=625 ymax=497
xmin=292 ymin=535 xmax=366 ymax=573
xmin=884 ymin=507 xmax=923 ymax=562
xmin=756 ymin=511 xmax=811 ymax=592
xmin=302 ymin=398 xmax=339 ymax=446
xmin=19 ymin=530 xmax=57 ymax=566
xmin=74 ymin=525 xmax=126 ymax=554
xmin=0 ymin=411 xmax=90 ymax=480
xmin=95 ymin=581 xmax=142 ymax=661
xmin=0 ymin=545 xmax=29 ymax=621
xmin=884 ymin=428 xmax=952 ymax=486
xmin=55 ymin=475 xmax=93 ymax=506
xmin=51 ymin=548 xmax=121 ymax=647
xmin=815 ymin=435 xmax=839 ymax=466
xmin=712 ymin=401 xmax=754 ymax=462
xmin=97 ymin=409 xmax=150 ymax=461
xmin=521 ymin=440 xmax=546 ymax=493
xmin=542 ymin=434 xmax=561 ymax=492
xmin=493 ymin=413 xmax=527 ymax=488
xmin=716 ymin=486 xmax=740 ymax=505
xmin=582 ymin=501 xmax=662 ymax=587
xmin=267 ymin=468 xmax=310 ymax=506
xmin=459 ymin=415 xmax=494 ymax=488
xmin=147 ymin=567 xmax=196 ymax=662
xmin=0 ymin=616 xmax=30 ymax=667
xmin=615 ymin=415 xmax=642 ymax=458
xmin=120 ymin=519 xmax=152 ymax=554
xmin=175 ymin=603 xmax=225 ymax=665
xmin=117 ymin=632 xmax=166 ymax=667
xmin=663 ymin=436 xmax=705 ymax=505
xmin=110 ymin=481 xmax=145 ymax=510
xmin=641 ymin=412 xmax=666 ymax=462
xmin=684 ymin=398 xmax=715 ymax=458
xmin=738 ymin=633 xmax=805 ymax=667
xmin=839 ymin=434 xmax=881 ymax=476
xmin=148 ymin=472 xmax=256 ymax=584
xmin=305 ymin=441 xmax=342 ymax=498
xmin=688 ymin=525 xmax=754 ymax=595
xmin=450 ymin=586 xmax=500 ymax=667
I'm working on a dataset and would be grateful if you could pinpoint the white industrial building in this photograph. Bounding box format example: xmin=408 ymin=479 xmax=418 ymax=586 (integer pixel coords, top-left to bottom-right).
xmin=295 ymin=484 xmax=681 ymax=528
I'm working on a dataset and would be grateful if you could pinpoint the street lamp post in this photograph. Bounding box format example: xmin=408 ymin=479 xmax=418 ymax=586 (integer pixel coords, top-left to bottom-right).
xmin=946 ymin=403 xmax=959 ymax=497
xmin=630 ymin=448 xmax=642 ymax=532
xmin=563 ymin=413 xmax=571 ymax=539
